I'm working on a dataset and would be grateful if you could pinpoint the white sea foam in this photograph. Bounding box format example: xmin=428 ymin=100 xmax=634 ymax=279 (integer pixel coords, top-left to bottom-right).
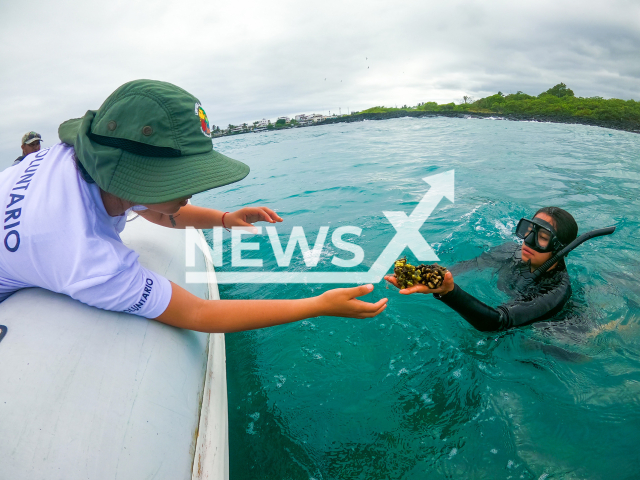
xmin=461 ymin=203 xmax=486 ymax=219
xmin=494 ymin=219 xmax=516 ymax=239
xmin=274 ymin=375 xmax=286 ymax=388
xmin=246 ymin=412 xmax=260 ymax=435
xmin=421 ymin=394 xmax=433 ymax=404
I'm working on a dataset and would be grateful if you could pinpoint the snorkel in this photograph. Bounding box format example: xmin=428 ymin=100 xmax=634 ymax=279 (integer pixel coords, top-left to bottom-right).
xmin=524 ymin=226 xmax=616 ymax=281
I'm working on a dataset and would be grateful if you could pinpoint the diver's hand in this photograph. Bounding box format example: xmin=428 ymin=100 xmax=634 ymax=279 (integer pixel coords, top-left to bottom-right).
xmin=226 ymin=207 xmax=283 ymax=229
xmin=317 ymin=284 xmax=388 ymax=318
xmin=384 ymin=271 xmax=455 ymax=295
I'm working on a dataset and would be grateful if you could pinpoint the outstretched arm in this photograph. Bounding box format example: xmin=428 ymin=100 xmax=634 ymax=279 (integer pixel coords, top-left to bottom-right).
xmin=385 ymin=271 xmax=571 ymax=332
xmin=433 ymin=279 xmax=571 ymax=331
xmin=154 ymin=282 xmax=388 ymax=333
xmin=138 ymin=204 xmax=283 ymax=230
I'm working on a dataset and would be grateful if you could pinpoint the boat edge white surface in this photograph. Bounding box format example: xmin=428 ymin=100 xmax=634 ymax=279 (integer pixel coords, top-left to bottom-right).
xmin=191 ymin=229 xmax=229 ymax=480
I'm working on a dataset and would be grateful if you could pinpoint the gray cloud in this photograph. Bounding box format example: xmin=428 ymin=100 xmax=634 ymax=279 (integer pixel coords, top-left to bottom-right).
xmin=1 ymin=0 xmax=639 ymax=167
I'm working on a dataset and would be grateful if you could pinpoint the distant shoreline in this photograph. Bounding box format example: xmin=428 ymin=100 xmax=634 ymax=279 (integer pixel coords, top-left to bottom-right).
xmin=213 ymin=110 xmax=639 ymax=140
xmin=215 ymin=83 xmax=640 ymax=139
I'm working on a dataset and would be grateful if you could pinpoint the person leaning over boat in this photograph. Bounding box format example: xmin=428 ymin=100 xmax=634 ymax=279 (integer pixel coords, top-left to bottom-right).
xmin=0 ymin=79 xmax=387 ymax=331
xmin=385 ymin=207 xmax=578 ymax=331
xmin=13 ymin=131 xmax=43 ymax=166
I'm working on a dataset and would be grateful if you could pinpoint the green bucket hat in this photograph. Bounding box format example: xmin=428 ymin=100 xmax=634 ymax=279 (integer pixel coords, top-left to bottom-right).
xmin=58 ymin=79 xmax=249 ymax=204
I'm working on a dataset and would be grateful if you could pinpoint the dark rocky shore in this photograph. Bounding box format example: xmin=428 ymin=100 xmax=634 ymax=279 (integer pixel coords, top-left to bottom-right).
xmin=319 ymin=110 xmax=640 ymax=134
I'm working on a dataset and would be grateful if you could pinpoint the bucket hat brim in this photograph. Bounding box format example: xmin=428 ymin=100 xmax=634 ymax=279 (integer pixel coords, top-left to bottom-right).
xmin=59 ymin=111 xmax=249 ymax=204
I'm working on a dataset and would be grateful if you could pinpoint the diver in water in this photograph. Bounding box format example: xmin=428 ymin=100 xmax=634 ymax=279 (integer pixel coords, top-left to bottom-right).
xmin=385 ymin=207 xmax=580 ymax=331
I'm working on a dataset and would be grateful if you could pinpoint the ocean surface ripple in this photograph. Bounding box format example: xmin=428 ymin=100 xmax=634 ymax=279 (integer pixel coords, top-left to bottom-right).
xmin=196 ymin=117 xmax=640 ymax=480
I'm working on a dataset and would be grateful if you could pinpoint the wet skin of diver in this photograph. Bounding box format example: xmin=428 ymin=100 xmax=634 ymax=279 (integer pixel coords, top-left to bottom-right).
xmin=386 ymin=207 xmax=581 ymax=331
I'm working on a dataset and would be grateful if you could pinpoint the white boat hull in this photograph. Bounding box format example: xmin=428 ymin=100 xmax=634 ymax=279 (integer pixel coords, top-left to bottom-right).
xmin=0 ymin=217 xmax=227 ymax=479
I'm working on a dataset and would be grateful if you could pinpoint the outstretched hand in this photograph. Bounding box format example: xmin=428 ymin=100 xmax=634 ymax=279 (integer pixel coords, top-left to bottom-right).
xmin=384 ymin=271 xmax=455 ymax=295
xmin=318 ymin=284 xmax=388 ymax=319
xmin=226 ymin=207 xmax=283 ymax=230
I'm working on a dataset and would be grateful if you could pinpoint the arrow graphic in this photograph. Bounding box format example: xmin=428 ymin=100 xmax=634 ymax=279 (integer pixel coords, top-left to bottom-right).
xmin=186 ymin=170 xmax=454 ymax=284
xmin=367 ymin=170 xmax=454 ymax=280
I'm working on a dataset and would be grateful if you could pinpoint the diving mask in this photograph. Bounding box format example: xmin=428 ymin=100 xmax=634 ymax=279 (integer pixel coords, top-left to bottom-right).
xmin=516 ymin=217 xmax=564 ymax=253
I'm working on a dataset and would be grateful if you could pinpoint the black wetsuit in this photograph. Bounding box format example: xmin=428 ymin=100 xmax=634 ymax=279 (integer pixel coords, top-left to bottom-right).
xmin=435 ymin=243 xmax=572 ymax=331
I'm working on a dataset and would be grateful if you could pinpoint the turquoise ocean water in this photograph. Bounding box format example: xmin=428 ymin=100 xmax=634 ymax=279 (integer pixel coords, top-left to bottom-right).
xmin=196 ymin=117 xmax=640 ymax=479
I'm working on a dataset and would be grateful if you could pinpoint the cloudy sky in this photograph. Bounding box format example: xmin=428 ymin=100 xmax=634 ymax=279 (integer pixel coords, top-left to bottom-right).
xmin=1 ymin=0 xmax=639 ymax=166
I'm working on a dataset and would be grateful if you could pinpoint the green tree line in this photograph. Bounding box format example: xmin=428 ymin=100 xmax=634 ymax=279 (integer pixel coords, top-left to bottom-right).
xmin=355 ymin=84 xmax=640 ymax=128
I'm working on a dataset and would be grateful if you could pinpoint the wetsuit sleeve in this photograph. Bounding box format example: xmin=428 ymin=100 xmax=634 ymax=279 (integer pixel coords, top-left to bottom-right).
xmin=436 ymin=277 xmax=572 ymax=331
xmin=435 ymin=285 xmax=503 ymax=331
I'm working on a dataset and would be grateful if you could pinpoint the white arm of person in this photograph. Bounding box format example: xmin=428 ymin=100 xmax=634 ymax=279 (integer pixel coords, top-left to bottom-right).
xmin=138 ymin=203 xmax=282 ymax=230
xmin=155 ymin=283 xmax=388 ymax=333
xmin=137 ymin=200 xmax=388 ymax=332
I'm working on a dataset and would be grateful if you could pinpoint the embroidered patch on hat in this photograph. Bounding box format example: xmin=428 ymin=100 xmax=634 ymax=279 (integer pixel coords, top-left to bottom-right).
xmin=195 ymin=103 xmax=211 ymax=138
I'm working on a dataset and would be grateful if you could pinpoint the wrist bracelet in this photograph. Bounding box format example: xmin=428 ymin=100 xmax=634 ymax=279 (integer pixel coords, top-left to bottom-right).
xmin=221 ymin=211 xmax=230 ymax=231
